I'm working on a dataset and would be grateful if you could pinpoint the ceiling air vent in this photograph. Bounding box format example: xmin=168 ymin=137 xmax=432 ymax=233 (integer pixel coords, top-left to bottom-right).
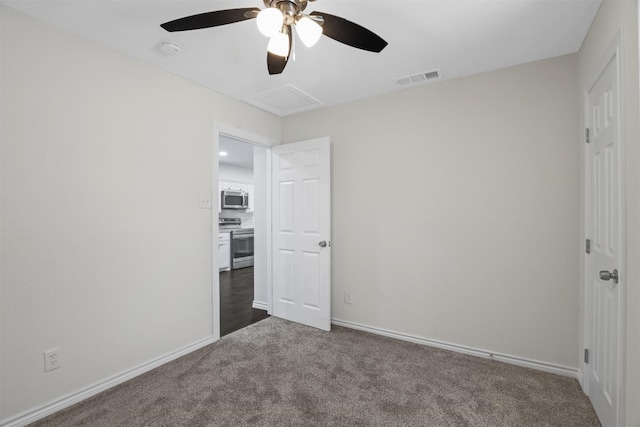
xmin=394 ymin=69 xmax=441 ymax=87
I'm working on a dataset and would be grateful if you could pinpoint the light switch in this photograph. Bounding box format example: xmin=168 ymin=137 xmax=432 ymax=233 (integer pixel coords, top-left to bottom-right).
xmin=198 ymin=193 xmax=212 ymax=209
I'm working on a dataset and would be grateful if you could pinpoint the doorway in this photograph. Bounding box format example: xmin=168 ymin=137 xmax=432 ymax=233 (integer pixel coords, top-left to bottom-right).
xmin=212 ymin=125 xmax=275 ymax=341
xmin=218 ymin=135 xmax=269 ymax=336
xmin=212 ymin=126 xmax=333 ymax=339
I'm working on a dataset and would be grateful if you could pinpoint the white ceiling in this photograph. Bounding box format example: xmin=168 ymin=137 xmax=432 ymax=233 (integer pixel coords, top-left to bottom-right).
xmin=219 ymin=135 xmax=255 ymax=169
xmin=4 ymin=0 xmax=601 ymax=116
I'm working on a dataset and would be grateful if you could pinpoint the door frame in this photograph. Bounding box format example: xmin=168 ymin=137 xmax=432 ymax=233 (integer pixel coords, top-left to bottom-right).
xmin=211 ymin=123 xmax=277 ymax=341
xmin=582 ymin=32 xmax=626 ymax=426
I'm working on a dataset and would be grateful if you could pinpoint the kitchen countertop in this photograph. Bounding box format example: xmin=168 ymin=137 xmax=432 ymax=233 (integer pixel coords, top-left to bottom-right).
xmin=219 ymin=226 xmax=253 ymax=233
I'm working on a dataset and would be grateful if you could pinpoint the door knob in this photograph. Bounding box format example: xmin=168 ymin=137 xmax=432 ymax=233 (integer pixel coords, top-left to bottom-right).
xmin=599 ymin=269 xmax=619 ymax=284
xmin=318 ymin=241 xmax=327 ymax=248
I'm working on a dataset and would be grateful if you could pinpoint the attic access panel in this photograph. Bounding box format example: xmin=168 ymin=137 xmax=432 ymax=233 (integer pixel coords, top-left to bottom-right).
xmin=244 ymin=85 xmax=324 ymax=116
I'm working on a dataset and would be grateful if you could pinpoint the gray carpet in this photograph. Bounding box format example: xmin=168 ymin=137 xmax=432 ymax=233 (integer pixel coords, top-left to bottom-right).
xmin=31 ymin=317 xmax=600 ymax=426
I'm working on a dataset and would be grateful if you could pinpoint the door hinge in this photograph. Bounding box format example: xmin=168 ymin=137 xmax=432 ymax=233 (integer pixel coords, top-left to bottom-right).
xmin=586 ymin=238 xmax=591 ymax=254
xmin=584 ymin=348 xmax=589 ymax=364
xmin=585 ymin=128 xmax=590 ymax=143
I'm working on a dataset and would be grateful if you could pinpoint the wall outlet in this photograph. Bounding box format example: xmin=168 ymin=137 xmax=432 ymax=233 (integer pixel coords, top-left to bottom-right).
xmin=44 ymin=348 xmax=61 ymax=372
xmin=198 ymin=193 xmax=212 ymax=209
xmin=344 ymin=290 xmax=352 ymax=304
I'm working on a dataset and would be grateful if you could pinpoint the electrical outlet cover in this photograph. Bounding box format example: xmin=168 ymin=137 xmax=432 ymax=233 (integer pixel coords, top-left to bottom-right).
xmin=44 ymin=348 xmax=61 ymax=372
xmin=344 ymin=290 xmax=352 ymax=304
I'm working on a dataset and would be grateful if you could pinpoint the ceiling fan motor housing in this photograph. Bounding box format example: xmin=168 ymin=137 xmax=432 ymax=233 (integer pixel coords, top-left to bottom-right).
xmin=264 ymin=0 xmax=312 ymax=23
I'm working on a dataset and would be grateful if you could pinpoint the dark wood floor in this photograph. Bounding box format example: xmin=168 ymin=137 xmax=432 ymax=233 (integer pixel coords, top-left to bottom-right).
xmin=220 ymin=266 xmax=270 ymax=337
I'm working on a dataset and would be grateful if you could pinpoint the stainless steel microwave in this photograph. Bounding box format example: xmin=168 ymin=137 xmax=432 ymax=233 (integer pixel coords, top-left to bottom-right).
xmin=221 ymin=190 xmax=248 ymax=209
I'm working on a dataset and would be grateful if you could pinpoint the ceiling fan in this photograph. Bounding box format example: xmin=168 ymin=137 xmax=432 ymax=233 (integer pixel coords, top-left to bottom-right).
xmin=160 ymin=0 xmax=388 ymax=75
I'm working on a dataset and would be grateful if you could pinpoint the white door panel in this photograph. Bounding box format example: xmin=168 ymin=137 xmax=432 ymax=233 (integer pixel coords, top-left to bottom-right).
xmin=272 ymin=137 xmax=331 ymax=331
xmin=586 ymin=48 xmax=623 ymax=427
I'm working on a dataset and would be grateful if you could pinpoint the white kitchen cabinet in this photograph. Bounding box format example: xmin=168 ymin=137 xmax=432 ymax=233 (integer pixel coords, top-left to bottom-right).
xmin=218 ymin=232 xmax=230 ymax=271
xmin=220 ymin=181 xmax=247 ymax=192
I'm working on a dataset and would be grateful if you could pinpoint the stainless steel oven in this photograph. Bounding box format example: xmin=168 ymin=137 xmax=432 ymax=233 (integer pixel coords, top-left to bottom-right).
xmin=231 ymin=228 xmax=254 ymax=269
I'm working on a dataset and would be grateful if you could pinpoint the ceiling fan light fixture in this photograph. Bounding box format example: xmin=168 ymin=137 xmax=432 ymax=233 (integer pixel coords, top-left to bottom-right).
xmin=257 ymin=7 xmax=284 ymax=37
xmin=295 ymin=16 xmax=322 ymax=47
xmin=160 ymin=1 xmax=388 ymax=75
xmin=267 ymin=31 xmax=290 ymax=57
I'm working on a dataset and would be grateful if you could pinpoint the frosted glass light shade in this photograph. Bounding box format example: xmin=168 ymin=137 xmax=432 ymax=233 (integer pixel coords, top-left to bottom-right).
xmin=257 ymin=8 xmax=284 ymax=37
xmin=296 ymin=16 xmax=322 ymax=47
xmin=267 ymin=31 xmax=290 ymax=57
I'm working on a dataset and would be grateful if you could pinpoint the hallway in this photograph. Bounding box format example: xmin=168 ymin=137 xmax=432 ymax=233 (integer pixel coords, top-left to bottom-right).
xmin=220 ymin=267 xmax=269 ymax=337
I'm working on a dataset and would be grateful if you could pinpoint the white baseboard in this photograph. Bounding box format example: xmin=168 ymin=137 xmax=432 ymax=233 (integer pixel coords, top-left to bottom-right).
xmin=331 ymin=318 xmax=580 ymax=380
xmin=576 ymin=368 xmax=584 ymax=388
xmin=252 ymin=300 xmax=268 ymax=311
xmin=0 ymin=335 xmax=215 ymax=427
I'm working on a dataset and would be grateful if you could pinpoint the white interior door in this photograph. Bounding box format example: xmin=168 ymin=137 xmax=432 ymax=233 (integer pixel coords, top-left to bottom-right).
xmin=585 ymin=46 xmax=624 ymax=427
xmin=271 ymin=137 xmax=331 ymax=331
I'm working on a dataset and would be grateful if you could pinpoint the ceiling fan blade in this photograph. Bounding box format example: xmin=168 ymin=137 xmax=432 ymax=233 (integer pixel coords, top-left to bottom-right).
xmin=310 ymin=11 xmax=387 ymax=53
xmin=267 ymin=52 xmax=288 ymax=75
xmin=267 ymin=26 xmax=293 ymax=75
xmin=161 ymin=8 xmax=260 ymax=32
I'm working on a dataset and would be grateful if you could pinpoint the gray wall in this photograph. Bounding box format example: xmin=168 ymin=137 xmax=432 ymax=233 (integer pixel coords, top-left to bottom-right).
xmin=283 ymin=54 xmax=581 ymax=368
xmin=0 ymin=7 xmax=280 ymax=420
